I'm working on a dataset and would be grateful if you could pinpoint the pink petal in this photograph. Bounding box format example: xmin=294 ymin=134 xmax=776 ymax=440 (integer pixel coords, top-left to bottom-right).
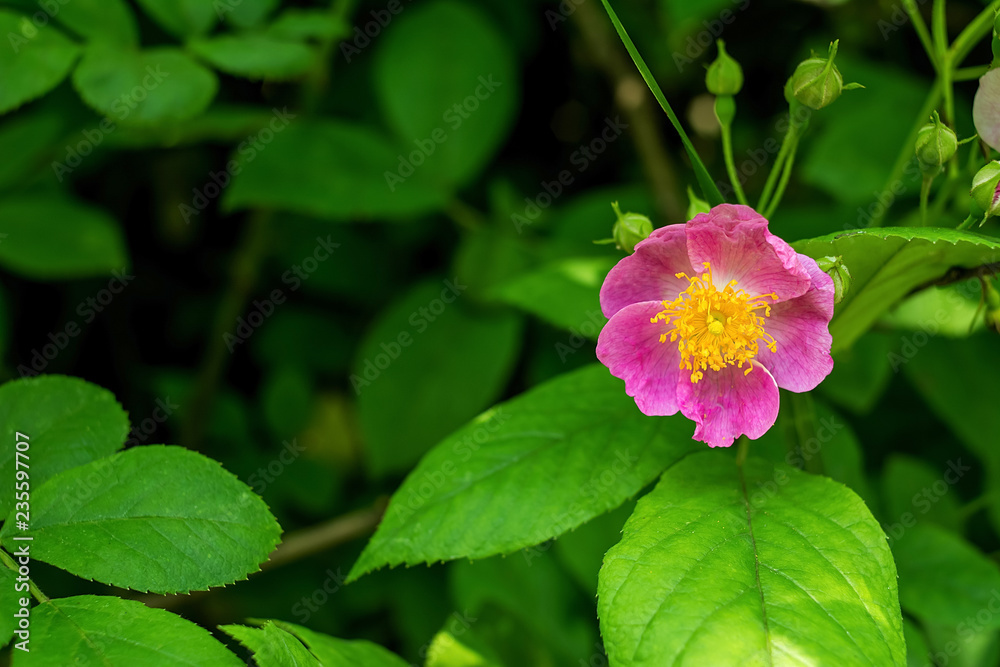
xmin=755 ymin=254 xmax=835 ymax=392
xmin=685 ymin=204 xmax=811 ymax=302
xmin=599 ymin=223 xmax=695 ymax=319
xmin=677 ymin=362 xmax=780 ymax=448
xmin=974 ymin=69 xmax=1000 ymax=153
xmin=596 ymin=300 xmax=684 ymax=416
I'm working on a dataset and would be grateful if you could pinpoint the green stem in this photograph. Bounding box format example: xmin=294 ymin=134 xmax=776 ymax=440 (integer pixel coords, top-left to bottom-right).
xmin=757 ymin=120 xmax=797 ymax=212
xmin=598 ymin=0 xmax=724 ymax=205
xmin=955 ymin=64 xmax=990 ymax=81
xmin=789 ymin=392 xmax=823 ymax=476
xmin=870 ymin=83 xmax=942 ymax=227
xmin=721 ymin=124 xmax=749 ymax=206
xmin=933 ymin=0 xmax=957 ymax=127
xmin=920 ymin=175 xmax=934 ymax=224
xmin=957 ymin=213 xmax=979 ymax=230
xmin=736 ymin=436 xmax=749 ymax=467
xmin=903 ymin=0 xmax=937 ymax=65
xmin=762 ymin=132 xmax=800 ymax=218
xmin=959 ymin=492 xmax=995 ymax=521
xmin=180 ymin=210 xmax=273 ymax=450
xmin=0 ymin=548 xmax=48 ymax=604
xmin=445 ymin=199 xmax=486 ymax=231
xmin=950 ymin=0 xmax=1000 ymax=66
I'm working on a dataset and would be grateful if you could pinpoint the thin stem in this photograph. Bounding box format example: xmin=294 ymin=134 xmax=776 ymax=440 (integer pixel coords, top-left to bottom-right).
xmin=597 ymin=0 xmax=724 ymax=205
xmin=870 ymin=83 xmax=942 ymax=227
xmin=572 ymin=0 xmax=684 ymax=220
xmin=959 ymin=492 xmax=995 ymax=521
xmin=736 ymin=436 xmax=749 ymax=467
xmin=757 ymin=122 xmax=796 ymax=212
xmin=951 ymin=0 xmax=1000 ymax=67
xmin=957 ymin=213 xmax=979 ymax=230
xmin=920 ymin=175 xmax=934 ymax=224
xmin=955 ymin=64 xmax=990 ymax=81
xmin=0 ymin=548 xmax=48 ymax=603
xmin=762 ymin=133 xmax=800 ymax=218
xmin=180 ymin=210 xmax=273 ymax=450
xmin=721 ymin=123 xmax=749 ymax=206
xmin=933 ymin=0 xmax=956 ymax=127
xmin=789 ymin=392 xmax=823 ymax=476
xmin=903 ymin=0 xmax=937 ymax=65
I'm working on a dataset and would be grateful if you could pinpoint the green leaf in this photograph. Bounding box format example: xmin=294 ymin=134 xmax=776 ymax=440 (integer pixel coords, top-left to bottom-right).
xmin=373 ymin=1 xmax=518 ymax=187
xmin=0 ymin=196 xmax=128 ymax=280
xmin=134 ymin=0 xmax=218 ymax=38
xmin=349 ymin=364 xmax=700 ymax=581
xmin=903 ymin=619 xmax=929 ymax=667
xmin=251 ymin=306 xmax=352 ymax=375
xmin=0 ymin=445 xmax=281 ymax=594
xmin=218 ymin=0 xmax=278 ymax=29
xmin=894 ymin=524 xmax=1000 ymax=630
xmin=268 ymin=621 xmax=410 ymax=667
xmin=489 ymin=257 xmax=612 ymax=338
xmin=356 ymin=280 xmax=522 ymax=475
xmin=598 ymin=453 xmax=905 ymax=666
xmin=881 ymin=280 xmax=985 ymax=338
xmin=0 ymin=375 xmax=129 ymax=520
xmin=50 ymin=0 xmax=138 ymax=46
xmin=16 ymin=595 xmax=243 ymax=666
xmin=425 ymin=630 xmax=502 ymax=667
xmin=260 ymin=366 xmax=313 ymax=440
xmin=0 ymin=566 xmax=17 ymax=647
xmin=881 ymin=455 xmax=962 ymax=534
xmin=0 ymin=11 xmax=80 ymax=115
xmin=596 ymin=0 xmax=723 ymax=206
xmin=922 ymin=622 xmax=1000 ymax=667
xmin=451 ymin=551 xmax=597 ymax=662
xmin=219 ymin=622 xmax=320 ymax=667
xmin=224 ymin=119 xmax=449 ymax=221
xmin=0 ymin=111 xmax=68 ymax=190
xmin=554 ymin=501 xmax=634 ymax=596
xmin=187 ymin=34 xmax=315 ymax=80
xmin=792 ymin=227 xmax=1000 ymax=353
xmin=266 ymin=9 xmax=349 ymax=41
xmin=72 ymin=45 xmax=218 ymax=126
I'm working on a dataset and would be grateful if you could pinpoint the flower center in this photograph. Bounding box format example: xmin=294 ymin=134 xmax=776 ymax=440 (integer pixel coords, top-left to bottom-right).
xmin=650 ymin=262 xmax=777 ymax=383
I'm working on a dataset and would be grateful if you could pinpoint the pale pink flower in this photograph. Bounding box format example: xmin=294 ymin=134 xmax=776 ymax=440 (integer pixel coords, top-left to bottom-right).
xmin=596 ymin=204 xmax=834 ymax=447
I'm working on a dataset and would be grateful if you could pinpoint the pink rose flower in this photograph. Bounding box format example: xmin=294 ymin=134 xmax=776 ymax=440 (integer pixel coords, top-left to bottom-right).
xmin=596 ymin=204 xmax=834 ymax=448
xmin=974 ymin=68 xmax=1000 ymax=152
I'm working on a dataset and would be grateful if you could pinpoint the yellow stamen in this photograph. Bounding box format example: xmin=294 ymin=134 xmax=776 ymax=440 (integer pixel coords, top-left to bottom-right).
xmin=650 ymin=262 xmax=777 ymax=383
